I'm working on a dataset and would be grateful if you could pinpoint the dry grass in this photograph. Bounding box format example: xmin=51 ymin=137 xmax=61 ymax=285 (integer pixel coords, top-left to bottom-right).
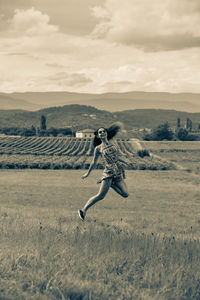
xmin=0 ymin=170 xmax=200 ymax=299
xmin=143 ymin=141 xmax=200 ymax=173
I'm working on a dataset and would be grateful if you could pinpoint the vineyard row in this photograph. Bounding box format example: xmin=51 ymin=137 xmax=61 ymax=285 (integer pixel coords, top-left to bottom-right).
xmin=0 ymin=137 xmax=135 ymax=157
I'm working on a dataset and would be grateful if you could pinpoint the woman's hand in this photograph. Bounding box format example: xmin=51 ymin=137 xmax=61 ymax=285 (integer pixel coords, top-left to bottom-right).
xmin=82 ymin=173 xmax=89 ymax=179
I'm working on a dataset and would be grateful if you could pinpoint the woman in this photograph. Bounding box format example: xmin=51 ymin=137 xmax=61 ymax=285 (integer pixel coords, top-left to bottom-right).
xmin=78 ymin=123 xmax=129 ymax=221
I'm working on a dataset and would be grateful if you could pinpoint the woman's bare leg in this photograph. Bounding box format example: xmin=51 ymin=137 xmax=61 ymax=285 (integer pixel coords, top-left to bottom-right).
xmin=82 ymin=178 xmax=112 ymax=215
xmin=111 ymin=179 xmax=129 ymax=198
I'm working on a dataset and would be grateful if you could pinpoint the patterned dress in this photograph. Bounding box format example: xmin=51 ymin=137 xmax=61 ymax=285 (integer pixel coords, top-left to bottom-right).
xmin=97 ymin=143 xmax=125 ymax=184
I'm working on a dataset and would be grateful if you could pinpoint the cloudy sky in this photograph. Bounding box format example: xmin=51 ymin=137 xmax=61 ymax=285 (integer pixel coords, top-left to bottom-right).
xmin=0 ymin=0 xmax=200 ymax=93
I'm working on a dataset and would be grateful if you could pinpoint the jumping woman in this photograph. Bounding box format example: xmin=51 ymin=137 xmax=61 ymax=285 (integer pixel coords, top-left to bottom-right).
xmin=78 ymin=123 xmax=129 ymax=221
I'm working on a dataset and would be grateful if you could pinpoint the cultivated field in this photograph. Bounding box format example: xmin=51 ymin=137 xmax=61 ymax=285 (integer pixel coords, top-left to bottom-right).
xmin=0 ymin=168 xmax=200 ymax=300
xmin=0 ymin=137 xmax=176 ymax=170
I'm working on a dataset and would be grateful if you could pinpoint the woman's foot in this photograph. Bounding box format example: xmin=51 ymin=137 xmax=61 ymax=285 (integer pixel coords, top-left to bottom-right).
xmin=78 ymin=209 xmax=85 ymax=221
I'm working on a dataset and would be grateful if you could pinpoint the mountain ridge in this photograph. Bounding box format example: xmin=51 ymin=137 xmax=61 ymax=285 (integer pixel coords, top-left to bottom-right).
xmin=0 ymin=91 xmax=200 ymax=112
xmin=0 ymin=104 xmax=199 ymax=130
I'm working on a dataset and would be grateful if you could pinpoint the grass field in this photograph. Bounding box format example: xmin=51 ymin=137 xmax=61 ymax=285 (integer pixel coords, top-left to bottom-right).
xmin=0 ymin=169 xmax=200 ymax=299
xmin=143 ymin=141 xmax=200 ymax=174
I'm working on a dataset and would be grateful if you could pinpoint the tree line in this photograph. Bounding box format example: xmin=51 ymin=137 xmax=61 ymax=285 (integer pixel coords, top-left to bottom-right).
xmin=0 ymin=115 xmax=74 ymax=137
xmin=143 ymin=117 xmax=200 ymax=141
xmin=0 ymin=115 xmax=199 ymax=141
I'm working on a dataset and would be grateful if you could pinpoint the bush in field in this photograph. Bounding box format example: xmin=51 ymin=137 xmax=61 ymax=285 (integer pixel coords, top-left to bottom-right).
xmin=152 ymin=122 xmax=174 ymax=140
xmin=137 ymin=149 xmax=150 ymax=158
xmin=176 ymin=128 xmax=200 ymax=141
xmin=21 ymin=127 xmax=36 ymax=137
xmin=176 ymin=128 xmax=189 ymax=140
xmin=144 ymin=122 xmax=174 ymax=141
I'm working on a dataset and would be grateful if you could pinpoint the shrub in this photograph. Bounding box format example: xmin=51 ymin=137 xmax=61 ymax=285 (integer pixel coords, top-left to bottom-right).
xmin=143 ymin=123 xmax=174 ymax=141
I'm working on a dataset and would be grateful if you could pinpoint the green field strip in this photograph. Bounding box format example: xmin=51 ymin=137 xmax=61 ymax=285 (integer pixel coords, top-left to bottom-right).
xmin=59 ymin=138 xmax=77 ymax=155
xmin=0 ymin=137 xmax=33 ymax=151
xmin=143 ymin=141 xmax=200 ymax=151
xmin=17 ymin=140 xmax=52 ymax=155
xmin=25 ymin=138 xmax=62 ymax=155
xmin=0 ymin=137 xmax=12 ymax=144
xmin=86 ymin=139 xmax=94 ymax=156
xmin=84 ymin=156 xmax=93 ymax=166
xmin=36 ymin=138 xmax=66 ymax=155
xmin=54 ymin=138 xmax=74 ymax=155
xmin=70 ymin=139 xmax=85 ymax=156
xmin=63 ymin=156 xmax=79 ymax=166
xmin=0 ymin=138 xmax=37 ymax=154
xmin=77 ymin=139 xmax=90 ymax=156
xmin=0 ymin=137 xmax=27 ymax=147
xmin=3 ymin=137 xmax=48 ymax=154
xmin=78 ymin=139 xmax=93 ymax=156
xmin=0 ymin=137 xmax=27 ymax=148
xmin=63 ymin=139 xmax=79 ymax=156
xmin=47 ymin=138 xmax=71 ymax=155
xmin=17 ymin=137 xmax=52 ymax=154
xmin=53 ymin=139 xmax=73 ymax=155
xmin=73 ymin=156 xmax=87 ymax=168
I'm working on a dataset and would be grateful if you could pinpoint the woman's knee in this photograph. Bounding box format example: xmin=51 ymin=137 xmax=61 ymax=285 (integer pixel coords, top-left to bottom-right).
xmin=96 ymin=193 xmax=106 ymax=201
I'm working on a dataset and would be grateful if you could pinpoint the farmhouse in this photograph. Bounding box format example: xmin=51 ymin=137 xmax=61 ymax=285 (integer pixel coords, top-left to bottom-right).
xmin=76 ymin=129 xmax=94 ymax=138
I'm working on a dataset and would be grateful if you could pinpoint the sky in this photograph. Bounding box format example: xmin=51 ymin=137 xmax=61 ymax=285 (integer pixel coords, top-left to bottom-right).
xmin=0 ymin=0 xmax=200 ymax=94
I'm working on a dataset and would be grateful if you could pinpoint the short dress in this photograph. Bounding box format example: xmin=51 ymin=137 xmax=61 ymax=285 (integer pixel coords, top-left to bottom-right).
xmin=97 ymin=143 xmax=125 ymax=184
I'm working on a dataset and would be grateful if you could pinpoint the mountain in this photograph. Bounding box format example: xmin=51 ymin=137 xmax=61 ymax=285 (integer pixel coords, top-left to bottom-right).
xmin=0 ymin=104 xmax=199 ymax=130
xmin=0 ymin=93 xmax=41 ymax=110
xmin=1 ymin=91 xmax=200 ymax=112
xmin=114 ymin=109 xmax=200 ymax=130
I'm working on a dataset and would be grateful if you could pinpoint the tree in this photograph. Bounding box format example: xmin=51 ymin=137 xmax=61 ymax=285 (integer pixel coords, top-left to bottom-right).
xmin=177 ymin=117 xmax=181 ymax=128
xmin=176 ymin=128 xmax=189 ymax=140
xmin=31 ymin=125 xmax=36 ymax=135
xmin=40 ymin=115 xmax=46 ymax=131
xmin=186 ymin=118 xmax=192 ymax=132
xmin=152 ymin=122 xmax=174 ymax=140
xmin=143 ymin=122 xmax=174 ymax=141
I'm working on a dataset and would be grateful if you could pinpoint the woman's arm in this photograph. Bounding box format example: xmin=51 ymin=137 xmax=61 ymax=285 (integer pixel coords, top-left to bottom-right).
xmin=82 ymin=146 xmax=100 ymax=179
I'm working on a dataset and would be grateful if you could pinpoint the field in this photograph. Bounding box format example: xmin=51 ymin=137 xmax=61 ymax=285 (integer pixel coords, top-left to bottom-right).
xmin=0 ymin=139 xmax=200 ymax=299
xmin=0 ymin=168 xmax=200 ymax=300
xmin=0 ymin=137 xmax=176 ymax=170
xmin=143 ymin=141 xmax=200 ymax=173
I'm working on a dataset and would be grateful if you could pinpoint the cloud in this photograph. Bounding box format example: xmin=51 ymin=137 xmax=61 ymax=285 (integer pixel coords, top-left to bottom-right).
xmin=0 ymin=2 xmax=200 ymax=93
xmin=10 ymin=7 xmax=58 ymax=35
xmin=102 ymin=81 xmax=135 ymax=92
xmin=91 ymin=0 xmax=200 ymax=51
xmin=46 ymin=63 xmax=64 ymax=69
xmin=48 ymin=72 xmax=92 ymax=87
xmin=0 ymin=0 xmax=101 ymax=35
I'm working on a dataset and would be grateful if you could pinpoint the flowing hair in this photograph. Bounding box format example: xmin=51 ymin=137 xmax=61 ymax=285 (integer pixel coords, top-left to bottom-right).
xmin=93 ymin=122 xmax=122 ymax=148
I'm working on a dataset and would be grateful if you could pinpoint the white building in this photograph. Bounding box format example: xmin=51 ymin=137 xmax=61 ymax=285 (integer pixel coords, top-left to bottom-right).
xmin=76 ymin=129 xmax=94 ymax=138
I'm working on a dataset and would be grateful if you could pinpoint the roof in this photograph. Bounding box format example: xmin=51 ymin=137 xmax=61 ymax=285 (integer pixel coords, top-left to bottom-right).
xmin=77 ymin=129 xmax=94 ymax=133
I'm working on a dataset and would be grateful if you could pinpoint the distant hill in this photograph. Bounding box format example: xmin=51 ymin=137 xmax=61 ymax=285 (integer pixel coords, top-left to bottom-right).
xmin=1 ymin=91 xmax=200 ymax=112
xmin=0 ymin=93 xmax=41 ymax=110
xmin=0 ymin=104 xmax=199 ymax=130
xmin=114 ymin=109 xmax=200 ymax=130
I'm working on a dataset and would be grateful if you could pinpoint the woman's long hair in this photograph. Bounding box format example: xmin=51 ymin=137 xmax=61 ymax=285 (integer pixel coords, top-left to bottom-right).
xmin=93 ymin=122 xmax=122 ymax=148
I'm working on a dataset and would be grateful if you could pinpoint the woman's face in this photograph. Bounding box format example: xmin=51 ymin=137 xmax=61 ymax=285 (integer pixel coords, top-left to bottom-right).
xmin=98 ymin=127 xmax=107 ymax=139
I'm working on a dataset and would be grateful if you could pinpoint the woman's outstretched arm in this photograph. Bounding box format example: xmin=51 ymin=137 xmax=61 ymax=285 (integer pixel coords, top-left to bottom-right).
xmin=82 ymin=146 xmax=100 ymax=179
